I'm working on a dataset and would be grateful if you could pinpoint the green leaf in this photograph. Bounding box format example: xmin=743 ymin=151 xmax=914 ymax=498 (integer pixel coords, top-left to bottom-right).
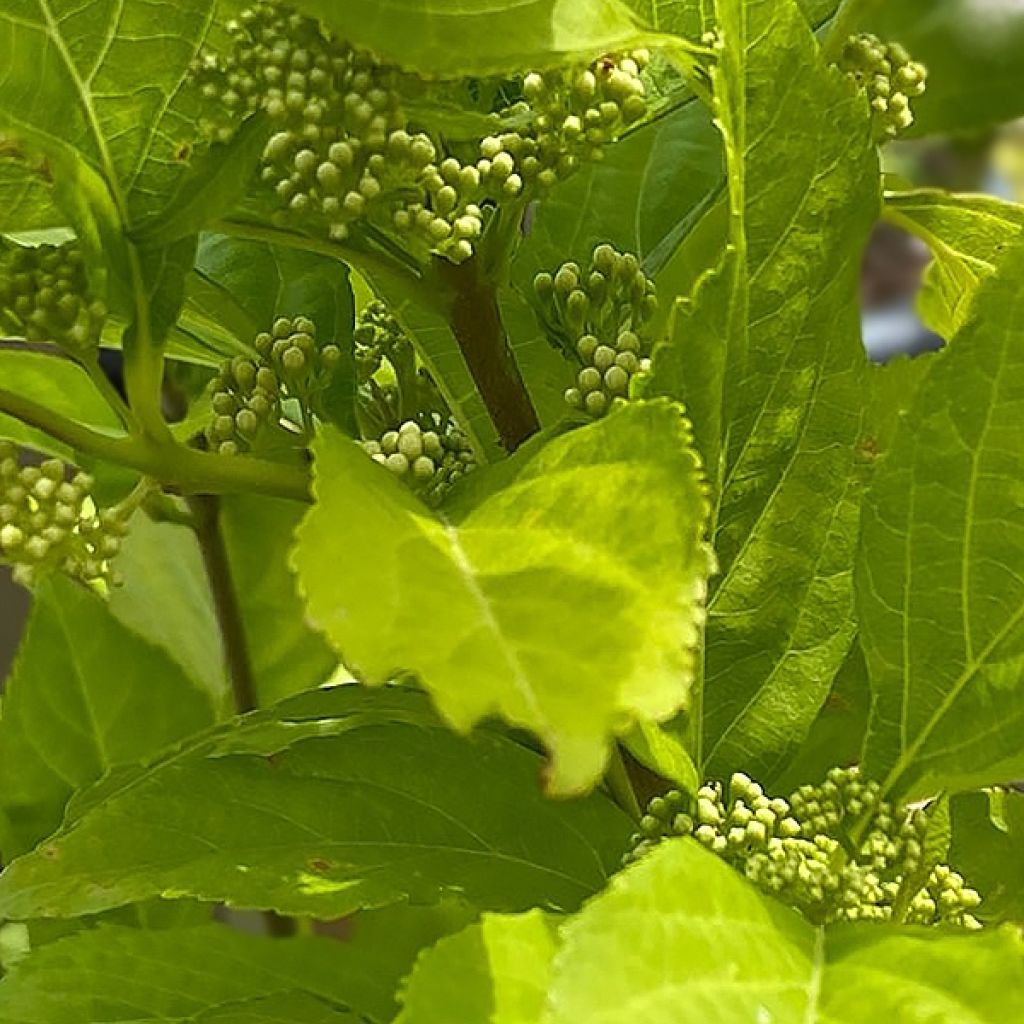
xmin=170 ymin=233 xmax=357 ymax=429
xmin=294 ymin=401 xmax=711 ymax=795
xmin=770 ymin=641 xmax=871 ymax=793
xmin=543 ymin=839 xmax=1024 ymax=1024
xmin=0 ymin=923 xmax=383 ymax=1023
xmin=858 ymin=240 xmax=1024 ymax=800
xmin=0 ymin=349 xmax=124 ymax=458
xmin=292 ymin=0 xmax=655 ymax=78
xmin=0 ymin=575 xmax=217 ymax=860
xmin=319 ymin=902 xmax=480 ymax=1024
xmin=0 ymin=687 xmax=631 ymax=921
xmin=396 ymin=911 xmax=559 ymax=1024
xmin=0 ymin=0 xmax=222 ymax=227
xmin=0 ymin=158 xmax=63 ymax=234
xmin=132 ymin=116 xmax=272 ymax=247
xmin=621 ymin=721 xmax=698 ymax=793
xmin=187 ymin=993 xmax=360 ymax=1024
xmin=108 ymin=512 xmax=231 ymax=713
xmin=884 ymin=189 xmax=1024 ymax=339
xmin=219 ymin=495 xmax=337 ymax=705
xmin=514 ymin=100 xmax=723 ymax=288
xmin=949 ymin=789 xmax=1024 ymax=925
xmin=653 ymin=0 xmax=878 ymax=780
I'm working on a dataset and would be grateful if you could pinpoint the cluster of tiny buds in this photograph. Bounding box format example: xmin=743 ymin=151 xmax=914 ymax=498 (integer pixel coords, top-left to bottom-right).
xmin=534 ymin=243 xmax=656 ymax=418
xmin=0 ymin=444 xmax=128 ymax=587
xmin=0 ymin=242 xmax=107 ymax=357
xmin=192 ymin=2 xmax=650 ymax=264
xmin=470 ymin=50 xmax=650 ymax=201
xmin=839 ymin=34 xmax=927 ymax=140
xmin=361 ymin=417 xmax=476 ymax=504
xmin=192 ymin=0 xmax=485 ymax=261
xmin=206 ymin=316 xmax=341 ymax=455
xmin=353 ymin=300 xmax=412 ymax=383
xmin=625 ymin=767 xmax=982 ymax=929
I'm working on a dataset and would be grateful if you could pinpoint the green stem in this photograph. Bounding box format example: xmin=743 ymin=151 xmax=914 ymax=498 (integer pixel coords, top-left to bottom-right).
xmin=0 ymin=386 xmax=310 ymax=501
xmin=188 ymin=494 xmax=258 ymax=714
xmin=606 ymin=745 xmax=642 ymax=822
xmin=122 ymin=245 xmax=174 ymax=444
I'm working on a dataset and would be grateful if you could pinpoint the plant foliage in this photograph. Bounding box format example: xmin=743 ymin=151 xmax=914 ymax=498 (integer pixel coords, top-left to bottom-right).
xmin=0 ymin=0 xmax=1021 ymax=1020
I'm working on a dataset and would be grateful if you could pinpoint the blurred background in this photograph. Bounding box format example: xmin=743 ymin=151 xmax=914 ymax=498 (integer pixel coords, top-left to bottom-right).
xmin=3 ymin=0 xmax=1024 ymax=675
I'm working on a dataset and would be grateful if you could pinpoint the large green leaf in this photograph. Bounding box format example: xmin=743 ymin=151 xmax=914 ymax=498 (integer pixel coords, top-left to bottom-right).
xmin=649 ymin=0 xmax=877 ymax=780
xmin=294 ymin=401 xmax=711 ymax=794
xmin=0 ymin=687 xmax=631 ymax=921
xmin=884 ymin=190 xmax=1024 ymax=340
xmin=949 ymin=789 xmax=1024 ymax=925
xmin=543 ymin=840 xmax=1024 ymax=1023
xmin=396 ymin=911 xmax=559 ymax=1024
xmin=858 ymin=241 xmax=1024 ymax=800
xmin=0 ymin=924 xmax=381 ymax=1023
xmin=0 ymin=349 xmax=124 ymax=458
xmin=292 ymin=0 xmax=655 ymax=78
xmin=0 ymin=0 xmax=225 ymax=229
xmin=0 ymin=575 xmax=217 ymax=860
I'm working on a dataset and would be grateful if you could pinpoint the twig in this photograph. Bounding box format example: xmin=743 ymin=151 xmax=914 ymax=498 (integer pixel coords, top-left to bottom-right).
xmin=434 ymin=255 xmax=539 ymax=451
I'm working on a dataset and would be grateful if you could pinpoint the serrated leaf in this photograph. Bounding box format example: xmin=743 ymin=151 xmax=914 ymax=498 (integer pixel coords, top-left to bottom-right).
xmin=949 ymin=788 xmax=1024 ymax=925
xmin=292 ymin=0 xmax=654 ymax=78
xmin=0 ymin=575 xmax=218 ymax=861
xmin=0 ymin=349 xmax=124 ymax=458
xmin=397 ymin=910 xmax=559 ymax=1024
xmin=294 ymin=401 xmax=711 ymax=794
xmin=0 ymin=924 xmax=383 ymax=1023
xmin=884 ymin=189 xmax=1024 ymax=339
xmin=650 ymin=0 xmax=877 ymax=781
xmin=0 ymin=687 xmax=631 ymax=921
xmin=542 ymin=839 xmax=1024 ymax=1024
xmin=858 ymin=240 xmax=1024 ymax=800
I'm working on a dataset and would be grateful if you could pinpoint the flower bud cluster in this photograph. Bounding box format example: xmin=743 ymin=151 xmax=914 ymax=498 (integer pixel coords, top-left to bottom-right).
xmin=533 ymin=243 xmax=657 ymax=418
xmin=477 ymin=50 xmax=650 ymax=200
xmin=625 ymin=766 xmax=982 ymax=929
xmin=361 ymin=415 xmax=476 ymax=504
xmin=353 ymin=302 xmax=476 ymax=503
xmin=205 ymin=316 xmax=341 ymax=455
xmin=192 ymin=0 xmax=487 ymax=261
xmin=0 ymin=443 xmax=129 ymax=587
xmin=353 ymin=300 xmax=412 ymax=384
xmin=192 ymin=3 xmax=650 ymax=264
xmin=839 ymin=34 xmax=927 ymax=141
xmin=0 ymin=242 xmax=107 ymax=358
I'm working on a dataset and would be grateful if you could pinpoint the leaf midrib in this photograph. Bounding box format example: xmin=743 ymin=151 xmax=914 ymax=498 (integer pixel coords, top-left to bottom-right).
xmin=36 ymin=0 xmax=129 ymax=222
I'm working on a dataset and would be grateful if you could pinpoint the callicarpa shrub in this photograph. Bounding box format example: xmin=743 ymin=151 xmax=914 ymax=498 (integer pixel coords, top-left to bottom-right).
xmin=0 ymin=0 xmax=1021 ymax=1022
